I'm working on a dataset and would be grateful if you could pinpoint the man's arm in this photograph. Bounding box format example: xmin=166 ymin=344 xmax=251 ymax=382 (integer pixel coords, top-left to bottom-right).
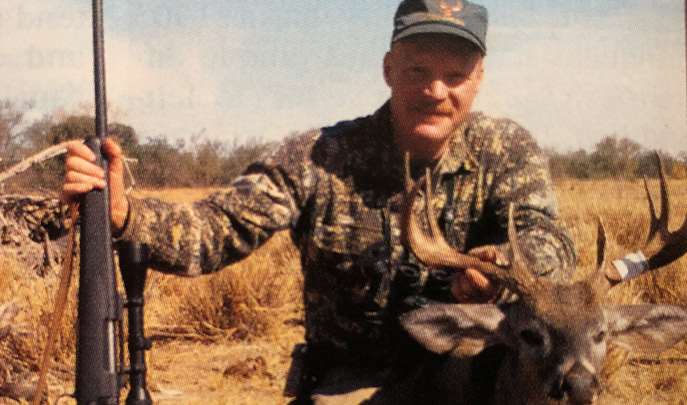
xmin=486 ymin=121 xmax=576 ymax=281
xmin=62 ymin=134 xmax=319 ymax=276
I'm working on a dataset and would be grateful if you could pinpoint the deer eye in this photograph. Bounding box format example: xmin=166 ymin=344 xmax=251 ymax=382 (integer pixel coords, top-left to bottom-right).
xmin=593 ymin=330 xmax=607 ymax=344
xmin=520 ymin=329 xmax=545 ymax=347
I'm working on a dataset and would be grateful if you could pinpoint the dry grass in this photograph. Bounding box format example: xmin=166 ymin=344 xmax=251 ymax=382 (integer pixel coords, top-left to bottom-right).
xmin=2 ymin=180 xmax=687 ymax=403
xmin=0 ymin=255 xmax=77 ymax=385
xmin=145 ymin=233 xmax=302 ymax=342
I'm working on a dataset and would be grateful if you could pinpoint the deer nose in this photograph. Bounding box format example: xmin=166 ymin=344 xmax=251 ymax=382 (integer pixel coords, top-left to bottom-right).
xmin=548 ymin=373 xmax=566 ymax=401
xmin=560 ymin=363 xmax=599 ymax=404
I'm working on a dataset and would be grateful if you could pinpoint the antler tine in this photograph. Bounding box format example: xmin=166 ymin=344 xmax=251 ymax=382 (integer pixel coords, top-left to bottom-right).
xmin=657 ymin=152 xmax=671 ymax=237
xmin=400 ymin=152 xmax=510 ymax=283
xmin=404 ymin=151 xmax=413 ymax=195
xmin=644 ymin=152 xmax=671 ymax=245
xmin=592 ymin=216 xmax=616 ymax=294
xmin=644 ymin=152 xmax=687 ymax=271
xmin=643 ymin=175 xmax=659 ymax=243
xmin=506 ymin=203 xmax=538 ymax=293
xmin=424 ymin=167 xmax=442 ymax=239
xmin=595 ymin=216 xmax=608 ymax=271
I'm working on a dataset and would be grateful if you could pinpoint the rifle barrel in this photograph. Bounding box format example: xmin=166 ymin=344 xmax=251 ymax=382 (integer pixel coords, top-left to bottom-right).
xmin=93 ymin=0 xmax=107 ymax=140
xmin=75 ymin=0 xmax=120 ymax=403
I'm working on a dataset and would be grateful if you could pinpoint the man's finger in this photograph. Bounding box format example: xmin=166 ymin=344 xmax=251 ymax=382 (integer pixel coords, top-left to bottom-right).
xmin=102 ymin=138 xmax=123 ymax=160
xmin=107 ymin=150 xmax=125 ymax=184
xmin=451 ymin=271 xmax=496 ymax=303
xmin=65 ymin=171 xmax=107 ymax=188
xmin=465 ymin=268 xmax=492 ymax=291
xmin=468 ymin=245 xmax=509 ymax=267
xmin=65 ymin=156 xmax=106 ymax=179
xmin=61 ymin=183 xmax=97 ymax=202
xmin=468 ymin=245 xmax=496 ymax=259
xmin=66 ymin=140 xmax=97 ymax=162
xmin=102 ymin=138 xmax=129 ymax=232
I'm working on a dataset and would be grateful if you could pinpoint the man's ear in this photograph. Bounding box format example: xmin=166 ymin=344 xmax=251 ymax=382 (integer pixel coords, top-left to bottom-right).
xmin=605 ymin=304 xmax=687 ymax=353
xmin=477 ymin=58 xmax=485 ymax=82
xmin=399 ymin=303 xmax=507 ymax=357
xmin=471 ymin=56 xmax=485 ymax=91
xmin=383 ymin=51 xmax=393 ymax=87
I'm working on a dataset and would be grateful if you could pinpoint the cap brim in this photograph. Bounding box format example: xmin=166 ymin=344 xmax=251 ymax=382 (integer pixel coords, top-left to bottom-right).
xmin=392 ymin=23 xmax=486 ymax=54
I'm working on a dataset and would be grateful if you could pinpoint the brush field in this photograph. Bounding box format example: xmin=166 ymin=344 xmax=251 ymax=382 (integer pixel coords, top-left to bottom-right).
xmin=1 ymin=179 xmax=687 ymax=404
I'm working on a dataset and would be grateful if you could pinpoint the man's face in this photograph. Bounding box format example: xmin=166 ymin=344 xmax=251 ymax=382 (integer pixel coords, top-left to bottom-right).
xmin=384 ymin=35 xmax=484 ymax=160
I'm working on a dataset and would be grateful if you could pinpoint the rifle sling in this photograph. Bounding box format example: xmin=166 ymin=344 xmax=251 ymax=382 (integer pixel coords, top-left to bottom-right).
xmin=32 ymin=203 xmax=80 ymax=405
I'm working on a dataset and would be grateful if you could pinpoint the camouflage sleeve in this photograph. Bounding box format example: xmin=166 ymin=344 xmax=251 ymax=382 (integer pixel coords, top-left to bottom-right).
xmin=487 ymin=122 xmax=576 ymax=281
xmin=117 ymin=132 xmax=319 ymax=276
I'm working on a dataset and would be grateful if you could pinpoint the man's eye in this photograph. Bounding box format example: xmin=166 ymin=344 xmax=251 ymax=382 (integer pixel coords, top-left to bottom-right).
xmin=446 ymin=73 xmax=467 ymax=85
xmin=593 ymin=330 xmax=607 ymax=344
xmin=406 ymin=67 xmax=427 ymax=79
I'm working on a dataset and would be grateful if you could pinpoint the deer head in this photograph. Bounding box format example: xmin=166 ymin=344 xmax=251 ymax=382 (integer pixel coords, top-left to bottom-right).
xmin=398 ymin=153 xmax=687 ymax=404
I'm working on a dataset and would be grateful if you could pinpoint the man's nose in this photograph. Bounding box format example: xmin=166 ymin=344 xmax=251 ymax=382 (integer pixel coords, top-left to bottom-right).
xmin=423 ymin=80 xmax=449 ymax=100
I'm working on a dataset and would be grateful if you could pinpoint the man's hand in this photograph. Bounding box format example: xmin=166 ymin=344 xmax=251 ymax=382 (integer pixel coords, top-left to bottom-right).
xmin=451 ymin=245 xmax=508 ymax=303
xmin=60 ymin=138 xmax=129 ymax=233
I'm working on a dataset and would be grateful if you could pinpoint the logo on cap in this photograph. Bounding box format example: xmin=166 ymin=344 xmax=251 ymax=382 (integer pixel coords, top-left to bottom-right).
xmin=391 ymin=0 xmax=487 ymax=53
xmin=439 ymin=0 xmax=464 ymax=18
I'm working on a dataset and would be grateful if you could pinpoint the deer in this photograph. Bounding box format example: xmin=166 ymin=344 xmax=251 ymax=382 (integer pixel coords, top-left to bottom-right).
xmin=385 ymin=153 xmax=687 ymax=405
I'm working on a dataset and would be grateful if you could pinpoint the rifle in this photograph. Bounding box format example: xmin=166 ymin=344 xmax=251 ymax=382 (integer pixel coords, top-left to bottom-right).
xmin=75 ymin=1 xmax=153 ymax=403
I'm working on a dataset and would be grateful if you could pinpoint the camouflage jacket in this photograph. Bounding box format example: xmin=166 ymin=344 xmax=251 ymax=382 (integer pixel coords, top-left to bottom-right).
xmin=119 ymin=102 xmax=575 ymax=368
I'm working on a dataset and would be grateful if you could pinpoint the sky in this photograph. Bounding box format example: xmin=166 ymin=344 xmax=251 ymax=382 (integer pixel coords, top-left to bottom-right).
xmin=1 ymin=0 xmax=685 ymax=152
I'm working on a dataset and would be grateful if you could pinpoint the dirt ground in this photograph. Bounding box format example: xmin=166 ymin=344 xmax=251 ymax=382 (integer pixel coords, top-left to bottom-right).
xmin=27 ymin=305 xmax=303 ymax=405
xmin=147 ymin=306 xmax=304 ymax=405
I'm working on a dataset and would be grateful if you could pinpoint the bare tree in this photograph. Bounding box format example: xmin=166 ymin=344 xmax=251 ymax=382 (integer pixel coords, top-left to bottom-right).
xmin=0 ymin=100 xmax=32 ymax=158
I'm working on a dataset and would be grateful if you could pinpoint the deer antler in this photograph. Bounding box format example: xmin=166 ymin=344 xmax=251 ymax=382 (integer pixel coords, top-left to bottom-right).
xmin=602 ymin=152 xmax=687 ymax=288
xmin=642 ymin=153 xmax=687 ymax=269
xmin=506 ymin=203 xmax=540 ymax=293
xmin=400 ymin=152 xmax=539 ymax=297
xmin=588 ymin=216 xmax=613 ymax=295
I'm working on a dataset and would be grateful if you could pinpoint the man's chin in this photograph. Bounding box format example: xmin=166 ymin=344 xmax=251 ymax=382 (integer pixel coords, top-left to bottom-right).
xmin=409 ymin=124 xmax=453 ymax=142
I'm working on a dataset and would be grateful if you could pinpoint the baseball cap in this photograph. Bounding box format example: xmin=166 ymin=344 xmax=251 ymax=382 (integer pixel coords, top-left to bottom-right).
xmin=392 ymin=0 xmax=488 ymax=54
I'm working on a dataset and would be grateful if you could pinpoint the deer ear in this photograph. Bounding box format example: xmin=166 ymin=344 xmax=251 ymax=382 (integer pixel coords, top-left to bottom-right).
xmin=605 ymin=304 xmax=687 ymax=353
xmin=399 ymin=304 xmax=507 ymax=357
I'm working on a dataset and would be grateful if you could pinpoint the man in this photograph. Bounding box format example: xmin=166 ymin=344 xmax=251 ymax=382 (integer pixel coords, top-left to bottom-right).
xmin=62 ymin=0 xmax=575 ymax=403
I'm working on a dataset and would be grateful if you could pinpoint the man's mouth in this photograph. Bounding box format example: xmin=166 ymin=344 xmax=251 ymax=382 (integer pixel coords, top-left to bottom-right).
xmin=411 ymin=105 xmax=453 ymax=118
xmin=414 ymin=111 xmax=452 ymax=123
